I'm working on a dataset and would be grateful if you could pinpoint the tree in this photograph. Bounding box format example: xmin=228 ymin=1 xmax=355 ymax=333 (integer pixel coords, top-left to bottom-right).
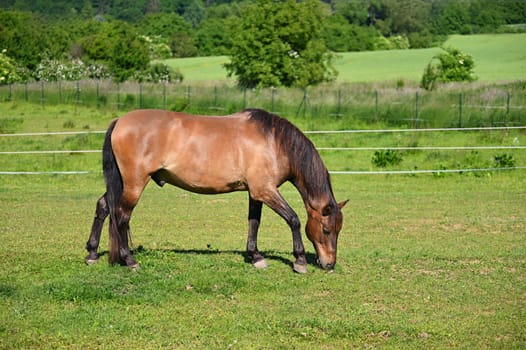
xmin=109 ymin=24 xmax=150 ymax=82
xmin=421 ymin=46 xmax=476 ymax=90
xmin=0 ymin=11 xmax=47 ymax=70
xmin=0 ymin=49 xmax=21 ymax=84
xmin=224 ymin=0 xmax=336 ymax=88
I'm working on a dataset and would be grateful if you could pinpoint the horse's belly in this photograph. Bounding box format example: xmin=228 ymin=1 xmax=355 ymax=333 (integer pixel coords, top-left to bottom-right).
xmin=153 ymin=167 xmax=248 ymax=194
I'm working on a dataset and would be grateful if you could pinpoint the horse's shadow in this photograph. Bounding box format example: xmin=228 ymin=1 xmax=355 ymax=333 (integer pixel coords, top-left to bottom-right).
xmin=96 ymin=247 xmax=318 ymax=269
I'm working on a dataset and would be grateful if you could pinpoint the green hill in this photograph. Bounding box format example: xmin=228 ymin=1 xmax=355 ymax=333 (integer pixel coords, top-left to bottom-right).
xmin=165 ymin=33 xmax=526 ymax=83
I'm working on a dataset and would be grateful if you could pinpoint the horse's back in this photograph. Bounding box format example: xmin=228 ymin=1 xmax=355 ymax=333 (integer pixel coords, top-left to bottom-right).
xmin=109 ymin=109 xmax=287 ymax=194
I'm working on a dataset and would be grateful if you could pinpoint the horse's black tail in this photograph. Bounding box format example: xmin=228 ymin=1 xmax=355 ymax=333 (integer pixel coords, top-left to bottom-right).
xmin=102 ymin=119 xmax=123 ymax=264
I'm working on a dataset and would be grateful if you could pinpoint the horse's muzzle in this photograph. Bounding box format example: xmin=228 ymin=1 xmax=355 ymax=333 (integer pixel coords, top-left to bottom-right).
xmin=316 ymin=257 xmax=335 ymax=271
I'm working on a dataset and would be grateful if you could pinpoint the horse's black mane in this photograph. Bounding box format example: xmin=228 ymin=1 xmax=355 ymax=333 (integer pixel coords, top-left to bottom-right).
xmin=245 ymin=108 xmax=333 ymax=201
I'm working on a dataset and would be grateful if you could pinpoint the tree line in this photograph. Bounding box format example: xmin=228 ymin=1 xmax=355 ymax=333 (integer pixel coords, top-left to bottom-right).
xmin=0 ymin=0 xmax=525 ymax=86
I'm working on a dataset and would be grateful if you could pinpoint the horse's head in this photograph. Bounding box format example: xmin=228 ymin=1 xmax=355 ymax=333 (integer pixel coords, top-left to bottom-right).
xmin=306 ymin=199 xmax=348 ymax=271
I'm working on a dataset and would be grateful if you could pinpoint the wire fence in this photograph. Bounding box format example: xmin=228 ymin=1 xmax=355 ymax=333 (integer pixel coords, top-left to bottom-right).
xmin=1 ymin=126 xmax=524 ymax=176
xmin=1 ymin=80 xmax=525 ymax=129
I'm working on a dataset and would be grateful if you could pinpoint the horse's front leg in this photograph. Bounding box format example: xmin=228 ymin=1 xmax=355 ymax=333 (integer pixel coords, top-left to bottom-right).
xmin=247 ymin=196 xmax=268 ymax=269
xmin=251 ymin=188 xmax=308 ymax=273
xmin=85 ymin=193 xmax=109 ymax=264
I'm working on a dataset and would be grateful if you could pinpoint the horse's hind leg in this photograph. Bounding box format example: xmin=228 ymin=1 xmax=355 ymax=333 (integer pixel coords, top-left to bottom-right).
xmin=85 ymin=193 xmax=109 ymax=264
xmin=247 ymin=196 xmax=268 ymax=269
xmin=109 ymin=183 xmax=146 ymax=268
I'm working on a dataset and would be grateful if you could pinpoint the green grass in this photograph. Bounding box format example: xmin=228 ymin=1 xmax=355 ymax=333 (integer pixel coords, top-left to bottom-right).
xmin=0 ymin=103 xmax=525 ymax=349
xmin=1 ymin=103 xmax=525 ymax=174
xmin=165 ymin=33 xmax=526 ymax=83
xmin=1 ymin=171 xmax=524 ymax=349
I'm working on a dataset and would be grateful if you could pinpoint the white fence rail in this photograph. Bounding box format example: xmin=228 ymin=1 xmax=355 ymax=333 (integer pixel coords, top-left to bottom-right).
xmin=1 ymin=126 xmax=524 ymax=175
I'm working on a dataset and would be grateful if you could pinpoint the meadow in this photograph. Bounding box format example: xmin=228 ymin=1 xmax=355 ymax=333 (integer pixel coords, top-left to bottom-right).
xmin=0 ymin=102 xmax=525 ymax=349
xmin=164 ymin=33 xmax=526 ymax=83
xmin=1 ymin=33 xmax=525 ymax=348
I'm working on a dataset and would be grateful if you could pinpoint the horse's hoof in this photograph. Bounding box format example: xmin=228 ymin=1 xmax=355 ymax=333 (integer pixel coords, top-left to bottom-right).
xmin=85 ymin=257 xmax=99 ymax=265
xmin=253 ymin=259 xmax=268 ymax=269
xmin=129 ymin=263 xmax=141 ymax=271
xmin=293 ymin=263 xmax=308 ymax=274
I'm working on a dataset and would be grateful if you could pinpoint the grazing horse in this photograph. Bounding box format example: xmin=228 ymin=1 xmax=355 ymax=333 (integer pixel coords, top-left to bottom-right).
xmin=85 ymin=108 xmax=347 ymax=273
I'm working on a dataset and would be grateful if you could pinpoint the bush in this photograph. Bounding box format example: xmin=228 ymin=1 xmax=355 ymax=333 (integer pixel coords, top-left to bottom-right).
xmin=0 ymin=49 xmax=21 ymax=85
xmin=372 ymin=150 xmax=403 ymax=167
xmin=421 ymin=46 xmax=476 ymax=90
xmin=494 ymin=154 xmax=515 ymax=168
xmin=133 ymin=63 xmax=183 ymax=83
xmin=34 ymin=57 xmax=110 ymax=82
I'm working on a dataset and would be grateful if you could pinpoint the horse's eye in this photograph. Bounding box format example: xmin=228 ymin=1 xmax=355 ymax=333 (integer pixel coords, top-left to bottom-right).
xmin=323 ymin=227 xmax=330 ymax=235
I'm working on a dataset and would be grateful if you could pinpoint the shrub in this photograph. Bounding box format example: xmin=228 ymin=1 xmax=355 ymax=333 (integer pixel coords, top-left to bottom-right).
xmin=372 ymin=150 xmax=403 ymax=167
xmin=494 ymin=154 xmax=515 ymax=168
xmin=0 ymin=49 xmax=21 ymax=85
xmin=421 ymin=46 xmax=476 ymax=90
xmin=133 ymin=63 xmax=183 ymax=83
xmin=34 ymin=57 xmax=110 ymax=82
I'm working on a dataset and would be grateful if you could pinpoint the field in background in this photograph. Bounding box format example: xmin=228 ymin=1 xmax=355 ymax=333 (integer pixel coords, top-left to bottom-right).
xmin=164 ymin=33 xmax=526 ymax=83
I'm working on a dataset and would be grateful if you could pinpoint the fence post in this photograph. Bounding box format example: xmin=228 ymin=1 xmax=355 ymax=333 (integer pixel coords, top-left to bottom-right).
xmin=163 ymin=83 xmax=167 ymax=110
xmin=296 ymin=87 xmax=310 ymax=119
xmin=506 ymin=92 xmax=510 ymax=117
xmin=139 ymin=83 xmax=143 ymax=109
xmin=74 ymin=81 xmax=80 ymax=115
xmin=336 ymin=89 xmax=342 ymax=117
xmin=375 ymin=90 xmax=378 ymax=116
xmin=186 ymin=86 xmax=191 ymax=106
xmin=243 ymin=87 xmax=247 ymax=109
xmin=40 ymin=81 xmax=45 ymax=106
xmin=271 ymin=87 xmax=276 ymax=112
xmin=116 ymin=83 xmax=120 ymax=112
xmin=214 ymin=85 xmax=218 ymax=107
xmin=458 ymin=93 xmax=463 ymax=128
xmin=76 ymin=81 xmax=81 ymax=105
xmin=24 ymin=82 xmax=28 ymax=102
xmin=96 ymin=80 xmax=100 ymax=108
xmin=415 ymin=91 xmax=419 ymax=128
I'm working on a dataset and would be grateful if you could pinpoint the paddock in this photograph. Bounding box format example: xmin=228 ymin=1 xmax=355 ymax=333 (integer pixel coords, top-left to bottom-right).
xmin=1 ymin=120 xmax=524 ymax=347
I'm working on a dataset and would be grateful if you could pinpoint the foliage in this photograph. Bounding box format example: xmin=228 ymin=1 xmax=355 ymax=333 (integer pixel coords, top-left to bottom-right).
xmin=33 ymin=57 xmax=110 ymax=81
xmin=1 ymin=0 xmax=525 ymax=84
xmin=371 ymin=149 xmax=404 ymax=167
xmin=136 ymin=12 xmax=195 ymax=57
xmin=0 ymin=11 xmax=48 ymax=70
xmin=322 ymin=15 xmax=377 ymax=52
xmin=494 ymin=153 xmax=515 ymax=168
xmin=133 ymin=62 xmax=183 ymax=83
xmin=0 ymin=49 xmax=20 ymax=84
xmin=141 ymin=35 xmax=172 ymax=60
xmin=421 ymin=47 xmax=476 ymax=90
xmin=225 ymin=0 xmax=336 ymax=88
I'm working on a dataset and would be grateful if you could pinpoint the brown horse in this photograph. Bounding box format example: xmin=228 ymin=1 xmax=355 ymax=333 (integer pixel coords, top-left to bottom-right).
xmin=85 ymin=108 xmax=347 ymax=273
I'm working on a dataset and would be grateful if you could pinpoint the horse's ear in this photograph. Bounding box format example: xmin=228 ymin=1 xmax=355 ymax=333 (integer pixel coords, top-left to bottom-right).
xmin=338 ymin=200 xmax=349 ymax=209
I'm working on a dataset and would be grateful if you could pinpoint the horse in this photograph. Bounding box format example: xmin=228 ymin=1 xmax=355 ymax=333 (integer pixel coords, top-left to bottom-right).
xmin=85 ymin=108 xmax=347 ymax=273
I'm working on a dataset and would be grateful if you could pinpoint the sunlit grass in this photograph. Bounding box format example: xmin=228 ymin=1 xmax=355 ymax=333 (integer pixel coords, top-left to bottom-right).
xmin=0 ymin=103 xmax=525 ymax=348
xmin=164 ymin=33 xmax=526 ymax=83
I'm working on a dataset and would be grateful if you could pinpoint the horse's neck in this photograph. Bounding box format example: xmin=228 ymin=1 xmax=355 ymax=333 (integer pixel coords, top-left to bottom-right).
xmin=294 ymin=171 xmax=333 ymax=211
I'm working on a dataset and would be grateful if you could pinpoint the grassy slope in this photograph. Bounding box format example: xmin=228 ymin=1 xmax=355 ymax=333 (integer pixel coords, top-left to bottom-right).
xmin=165 ymin=33 xmax=526 ymax=83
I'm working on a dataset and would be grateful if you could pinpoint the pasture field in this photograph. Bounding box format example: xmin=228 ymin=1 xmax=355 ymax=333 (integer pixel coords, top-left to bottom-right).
xmin=0 ymin=103 xmax=525 ymax=348
xmin=164 ymin=33 xmax=526 ymax=83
